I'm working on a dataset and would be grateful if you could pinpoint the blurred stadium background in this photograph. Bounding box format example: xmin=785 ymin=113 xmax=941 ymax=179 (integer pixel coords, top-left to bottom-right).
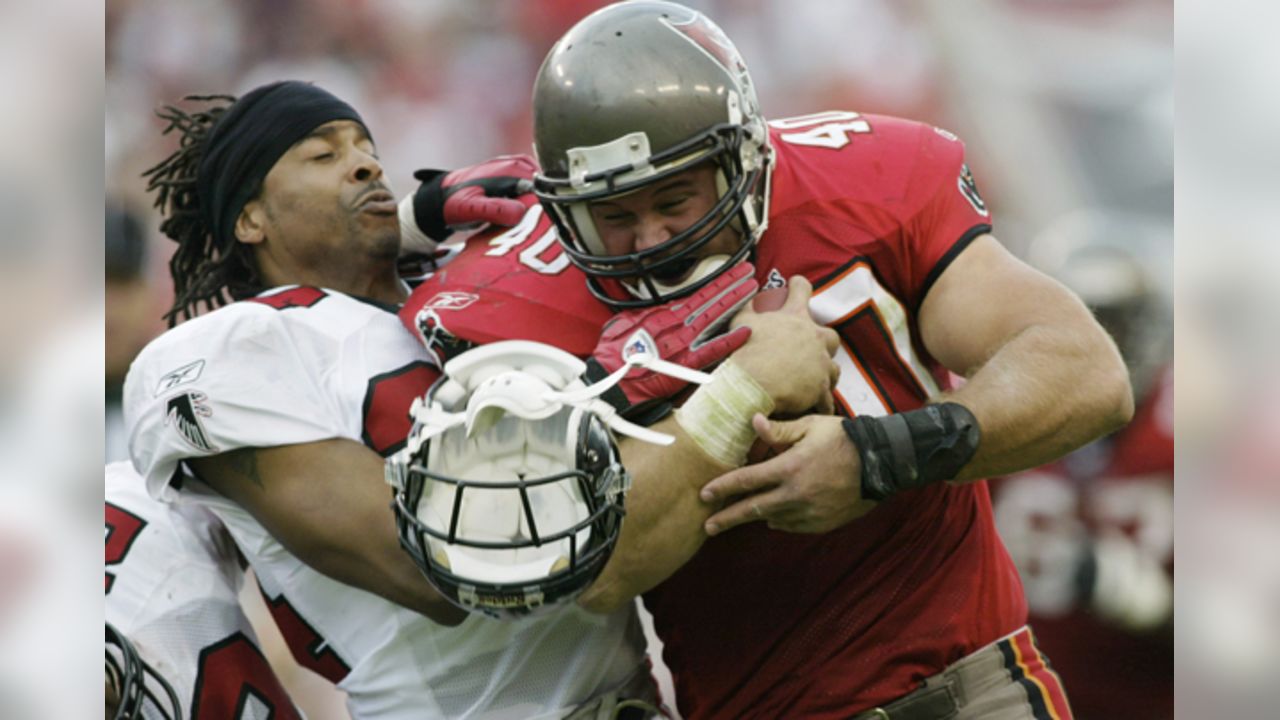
xmin=8 ymin=0 xmax=1280 ymax=717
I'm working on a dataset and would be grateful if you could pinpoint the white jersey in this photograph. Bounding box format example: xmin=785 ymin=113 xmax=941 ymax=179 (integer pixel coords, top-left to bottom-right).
xmin=105 ymin=461 xmax=298 ymax=719
xmin=122 ymin=286 xmax=648 ymax=720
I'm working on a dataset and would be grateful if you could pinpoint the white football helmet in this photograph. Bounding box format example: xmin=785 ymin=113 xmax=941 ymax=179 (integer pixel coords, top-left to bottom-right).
xmin=385 ymin=340 xmax=707 ymax=618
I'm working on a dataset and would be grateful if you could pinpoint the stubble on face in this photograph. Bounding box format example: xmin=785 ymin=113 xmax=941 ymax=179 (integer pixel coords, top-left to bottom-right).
xmin=261 ymin=178 xmax=400 ymax=271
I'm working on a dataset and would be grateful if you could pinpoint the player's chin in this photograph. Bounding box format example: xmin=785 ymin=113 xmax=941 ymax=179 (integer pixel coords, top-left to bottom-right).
xmin=362 ymin=226 xmax=402 ymax=261
xmin=356 ymin=208 xmax=400 ymax=237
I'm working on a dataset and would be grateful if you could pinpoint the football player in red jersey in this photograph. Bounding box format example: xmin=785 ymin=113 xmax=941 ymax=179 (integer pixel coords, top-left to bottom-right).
xmin=398 ymin=161 xmax=844 ymax=617
xmin=992 ymin=225 xmax=1174 ymax=719
xmin=515 ymin=2 xmax=1133 ymax=718
xmin=126 ymin=79 xmax=837 ymax=719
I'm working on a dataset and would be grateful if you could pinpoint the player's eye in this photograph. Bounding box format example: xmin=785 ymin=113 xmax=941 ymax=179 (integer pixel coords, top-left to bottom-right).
xmin=592 ymin=207 xmax=632 ymax=225
xmin=658 ymin=196 xmax=690 ymax=213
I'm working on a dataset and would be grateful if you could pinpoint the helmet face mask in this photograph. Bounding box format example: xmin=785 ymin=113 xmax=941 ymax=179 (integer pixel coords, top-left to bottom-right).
xmin=532 ymin=0 xmax=772 ymax=309
xmin=386 ymin=342 xmax=629 ymax=618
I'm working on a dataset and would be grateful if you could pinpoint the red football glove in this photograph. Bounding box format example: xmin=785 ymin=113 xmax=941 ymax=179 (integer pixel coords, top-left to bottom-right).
xmin=400 ymin=154 xmax=537 ymax=254
xmin=585 ymin=262 xmax=758 ymax=420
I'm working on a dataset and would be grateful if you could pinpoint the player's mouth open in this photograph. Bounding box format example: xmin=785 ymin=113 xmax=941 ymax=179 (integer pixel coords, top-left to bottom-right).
xmin=652 ymin=257 xmax=700 ymax=285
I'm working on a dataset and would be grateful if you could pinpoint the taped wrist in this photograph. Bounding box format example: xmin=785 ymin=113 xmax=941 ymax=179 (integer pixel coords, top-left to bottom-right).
xmin=841 ymin=402 xmax=980 ymax=502
xmin=675 ymin=359 xmax=776 ymax=467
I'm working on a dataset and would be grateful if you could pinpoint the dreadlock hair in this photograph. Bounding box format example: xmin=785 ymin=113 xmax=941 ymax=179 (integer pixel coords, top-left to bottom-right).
xmin=143 ymin=94 xmax=264 ymax=327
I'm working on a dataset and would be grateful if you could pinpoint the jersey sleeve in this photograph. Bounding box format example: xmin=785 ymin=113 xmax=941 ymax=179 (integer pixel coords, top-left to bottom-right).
xmin=899 ymin=126 xmax=994 ymax=309
xmin=123 ymin=306 xmax=346 ymax=501
xmin=401 ymin=206 xmax=613 ymax=360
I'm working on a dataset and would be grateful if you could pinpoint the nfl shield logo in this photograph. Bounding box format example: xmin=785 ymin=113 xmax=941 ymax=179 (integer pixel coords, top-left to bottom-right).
xmin=621 ymin=330 xmax=658 ymax=362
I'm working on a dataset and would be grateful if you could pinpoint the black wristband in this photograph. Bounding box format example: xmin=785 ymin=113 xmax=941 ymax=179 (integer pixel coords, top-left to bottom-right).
xmin=840 ymin=402 xmax=981 ymax=502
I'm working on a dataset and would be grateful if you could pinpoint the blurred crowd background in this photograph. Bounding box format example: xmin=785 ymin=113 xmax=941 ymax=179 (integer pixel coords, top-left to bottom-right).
xmin=4 ymin=0 xmax=1278 ymax=717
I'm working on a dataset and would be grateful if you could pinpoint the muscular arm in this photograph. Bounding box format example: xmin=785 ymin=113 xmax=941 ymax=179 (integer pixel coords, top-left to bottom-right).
xmin=579 ymin=278 xmax=840 ymax=613
xmin=577 ymin=417 xmax=732 ymax=614
xmin=920 ymin=234 xmax=1135 ymax=481
xmin=188 ymin=439 xmax=467 ymax=625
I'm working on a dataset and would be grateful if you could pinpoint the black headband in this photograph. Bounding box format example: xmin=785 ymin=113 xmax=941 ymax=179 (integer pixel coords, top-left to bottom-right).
xmin=196 ymin=80 xmax=368 ymax=250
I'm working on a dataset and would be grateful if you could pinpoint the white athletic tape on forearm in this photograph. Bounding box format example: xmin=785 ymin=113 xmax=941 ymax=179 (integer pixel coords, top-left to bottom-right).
xmin=675 ymin=359 xmax=775 ymax=467
xmin=398 ymin=194 xmax=439 ymax=256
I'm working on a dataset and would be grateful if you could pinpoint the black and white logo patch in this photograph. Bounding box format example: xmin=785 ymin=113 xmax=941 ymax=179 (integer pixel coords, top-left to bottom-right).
xmin=764 ymin=268 xmax=786 ymax=290
xmin=154 ymin=359 xmax=206 ymax=396
xmin=957 ymin=163 xmax=989 ymax=217
xmin=414 ymin=308 xmax=472 ymax=365
xmin=166 ymin=392 xmax=219 ymax=452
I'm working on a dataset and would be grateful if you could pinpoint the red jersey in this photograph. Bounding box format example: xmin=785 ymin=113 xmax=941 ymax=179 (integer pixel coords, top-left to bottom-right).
xmin=642 ymin=112 xmax=1027 ymax=718
xmin=992 ymin=367 xmax=1174 ymax=720
xmin=400 ymin=197 xmax=613 ymax=361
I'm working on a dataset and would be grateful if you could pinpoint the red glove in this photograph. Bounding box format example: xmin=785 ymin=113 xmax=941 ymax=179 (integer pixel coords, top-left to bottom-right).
xmin=400 ymin=154 xmax=537 ymax=254
xmin=586 ymin=262 xmax=758 ymax=420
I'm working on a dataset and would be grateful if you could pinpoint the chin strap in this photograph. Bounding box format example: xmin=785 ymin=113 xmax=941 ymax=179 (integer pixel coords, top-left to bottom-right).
xmin=403 ymin=345 xmax=714 ymax=462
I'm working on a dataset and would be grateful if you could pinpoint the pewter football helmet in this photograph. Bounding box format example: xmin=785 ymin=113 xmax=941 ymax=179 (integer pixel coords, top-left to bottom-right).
xmin=532 ymin=1 xmax=772 ymax=308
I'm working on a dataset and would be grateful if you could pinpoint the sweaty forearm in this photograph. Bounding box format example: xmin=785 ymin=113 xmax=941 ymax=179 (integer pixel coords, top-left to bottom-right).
xmin=577 ymin=415 xmax=733 ymax=613
xmin=943 ymin=324 xmax=1133 ymax=482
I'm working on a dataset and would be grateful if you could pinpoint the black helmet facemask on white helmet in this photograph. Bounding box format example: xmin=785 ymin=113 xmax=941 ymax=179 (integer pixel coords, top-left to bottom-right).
xmin=385 ymin=339 xmax=710 ymax=618
xmin=532 ymin=0 xmax=773 ymax=309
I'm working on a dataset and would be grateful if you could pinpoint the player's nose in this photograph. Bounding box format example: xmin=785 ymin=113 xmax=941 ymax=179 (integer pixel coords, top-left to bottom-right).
xmin=350 ymin=147 xmax=384 ymax=184
xmin=633 ymin=215 xmax=673 ymax=252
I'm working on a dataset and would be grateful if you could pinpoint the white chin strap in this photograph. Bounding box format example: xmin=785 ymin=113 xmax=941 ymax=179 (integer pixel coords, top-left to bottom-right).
xmin=623 ymin=254 xmax=732 ymax=301
xmin=548 ymin=344 xmax=713 ymax=446
xmin=404 ymin=340 xmax=714 ymax=451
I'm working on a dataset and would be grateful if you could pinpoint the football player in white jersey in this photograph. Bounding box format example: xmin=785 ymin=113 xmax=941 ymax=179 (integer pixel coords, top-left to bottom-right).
xmin=106 ymin=461 xmax=300 ymax=719
xmin=124 ymin=80 xmax=838 ymax=718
